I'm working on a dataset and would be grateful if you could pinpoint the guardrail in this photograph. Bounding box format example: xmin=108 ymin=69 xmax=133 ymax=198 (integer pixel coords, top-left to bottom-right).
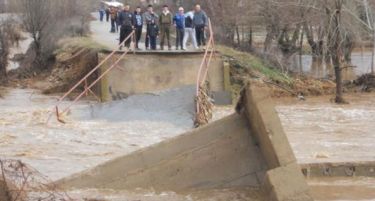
xmin=48 ymin=30 xmax=136 ymax=123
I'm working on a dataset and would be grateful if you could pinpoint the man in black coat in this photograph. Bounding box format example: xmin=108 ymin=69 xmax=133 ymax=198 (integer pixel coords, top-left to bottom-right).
xmin=118 ymin=4 xmax=134 ymax=49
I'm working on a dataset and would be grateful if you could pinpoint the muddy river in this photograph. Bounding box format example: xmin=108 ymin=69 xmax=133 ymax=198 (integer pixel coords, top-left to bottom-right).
xmin=276 ymin=93 xmax=375 ymax=164
xmin=1 ymin=87 xmax=375 ymax=200
xmin=309 ymin=177 xmax=375 ymax=201
xmin=0 ymin=87 xmax=199 ymax=180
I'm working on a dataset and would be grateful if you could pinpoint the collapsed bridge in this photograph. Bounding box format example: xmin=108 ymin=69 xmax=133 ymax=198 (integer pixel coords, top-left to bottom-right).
xmin=50 ymin=19 xmax=314 ymax=200
xmin=56 ymin=84 xmax=314 ymax=201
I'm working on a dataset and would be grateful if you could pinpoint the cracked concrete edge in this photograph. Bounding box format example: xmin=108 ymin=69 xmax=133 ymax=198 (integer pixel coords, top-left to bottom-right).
xmin=240 ymin=82 xmax=314 ymax=201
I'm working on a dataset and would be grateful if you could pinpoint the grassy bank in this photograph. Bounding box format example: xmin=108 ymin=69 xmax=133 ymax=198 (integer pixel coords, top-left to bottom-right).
xmin=217 ymin=45 xmax=293 ymax=85
xmin=217 ymin=45 xmax=336 ymax=99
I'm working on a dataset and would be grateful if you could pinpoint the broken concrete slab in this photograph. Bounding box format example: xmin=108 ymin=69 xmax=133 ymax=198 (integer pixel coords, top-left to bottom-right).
xmin=55 ymin=82 xmax=314 ymax=201
xmin=238 ymin=83 xmax=297 ymax=169
xmin=238 ymin=83 xmax=313 ymax=201
xmin=56 ymin=113 xmax=267 ymax=191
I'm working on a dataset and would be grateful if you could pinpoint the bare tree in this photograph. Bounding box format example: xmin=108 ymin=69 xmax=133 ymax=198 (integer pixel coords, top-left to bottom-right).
xmin=15 ymin=0 xmax=92 ymax=72
xmin=326 ymin=0 xmax=347 ymax=103
xmin=17 ymin=0 xmax=52 ymax=69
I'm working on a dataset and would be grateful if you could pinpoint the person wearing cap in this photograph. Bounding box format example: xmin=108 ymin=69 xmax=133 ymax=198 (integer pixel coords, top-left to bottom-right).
xmin=173 ymin=7 xmax=186 ymax=50
xmin=159 ymin=5 xmax=173 ymax=50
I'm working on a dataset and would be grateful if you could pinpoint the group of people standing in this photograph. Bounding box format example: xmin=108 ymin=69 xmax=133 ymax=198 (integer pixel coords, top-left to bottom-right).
xmin=99 ymin=3 xmax=209 ymax=51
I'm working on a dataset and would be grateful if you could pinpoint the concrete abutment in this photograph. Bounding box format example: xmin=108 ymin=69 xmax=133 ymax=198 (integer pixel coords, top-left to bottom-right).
xmin=98 ymin=51 xmax=232 ymax=105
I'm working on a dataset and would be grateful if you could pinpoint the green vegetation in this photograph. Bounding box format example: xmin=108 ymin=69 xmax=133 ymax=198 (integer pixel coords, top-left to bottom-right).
xmin=217 ymin=45 xmax=336 ymax=99
xmin=217 ymin=45 xmax=293 ymax=85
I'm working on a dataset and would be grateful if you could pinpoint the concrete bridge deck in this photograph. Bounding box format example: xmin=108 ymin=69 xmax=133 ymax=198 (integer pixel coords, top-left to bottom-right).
xmin=98 ymin=50 xmax=228 ymax=102
xmin=90 ymin=14 xmax=230 ymax=103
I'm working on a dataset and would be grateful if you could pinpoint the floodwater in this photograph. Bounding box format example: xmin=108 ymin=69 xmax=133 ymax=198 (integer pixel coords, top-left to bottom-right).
xmin=277 ymin=94 xmax=375 ymax=201
xmin=0 ymin=86 xmax=231 ymax=181
xmin=276 ymin=93 xmax=375 ymax=164
xmin=0 ymin=87 xmax=196 ymax=180
xmin=1 ymin=88 xmax=375 ymax=200
xmin=66 ymin=187 xmax=265 ymax=201
xmin=0 ymin=87 xmax=263 ymax=200
xmin=308 ymin=177 xmax=375 ymax=201
xmin=298 ymin=52 xmax=374 ymax=79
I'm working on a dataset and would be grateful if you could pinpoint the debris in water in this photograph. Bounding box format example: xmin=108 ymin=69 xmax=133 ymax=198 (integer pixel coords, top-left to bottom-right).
xmin=0 ymin=159 xmax=73 ymax=201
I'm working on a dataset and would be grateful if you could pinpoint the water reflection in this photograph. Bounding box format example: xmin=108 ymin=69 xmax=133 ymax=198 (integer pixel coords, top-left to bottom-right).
xmin=299 ymin=52 xmax=374 ymax=80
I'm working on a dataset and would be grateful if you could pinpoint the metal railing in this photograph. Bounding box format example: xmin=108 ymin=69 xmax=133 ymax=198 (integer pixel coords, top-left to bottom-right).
xmin=49 ymin=30 xmax=136 ymax=123
xmin=195 ymin=19 xmax=216 ymax=126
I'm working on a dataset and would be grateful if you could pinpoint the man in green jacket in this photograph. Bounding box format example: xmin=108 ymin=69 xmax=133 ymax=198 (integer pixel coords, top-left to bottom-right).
xmin=159 ymin=5 xmax=173 ymax=50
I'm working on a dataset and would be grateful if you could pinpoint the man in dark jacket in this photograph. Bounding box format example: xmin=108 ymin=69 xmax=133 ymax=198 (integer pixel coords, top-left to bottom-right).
xmin=173 ymin=7 xmax=185 ymax=50
xmin=159 ymin=5 xmax=173 ymax=50
xmin=118 ymin=4 xmax=134 ymax=49
xmin=143 ymin=5 xmax=159 ymax=50
xmin=193 ymin=4 xmax=208 ymax=48
xmin=133 ymin=6 xmax=143 ymax=50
